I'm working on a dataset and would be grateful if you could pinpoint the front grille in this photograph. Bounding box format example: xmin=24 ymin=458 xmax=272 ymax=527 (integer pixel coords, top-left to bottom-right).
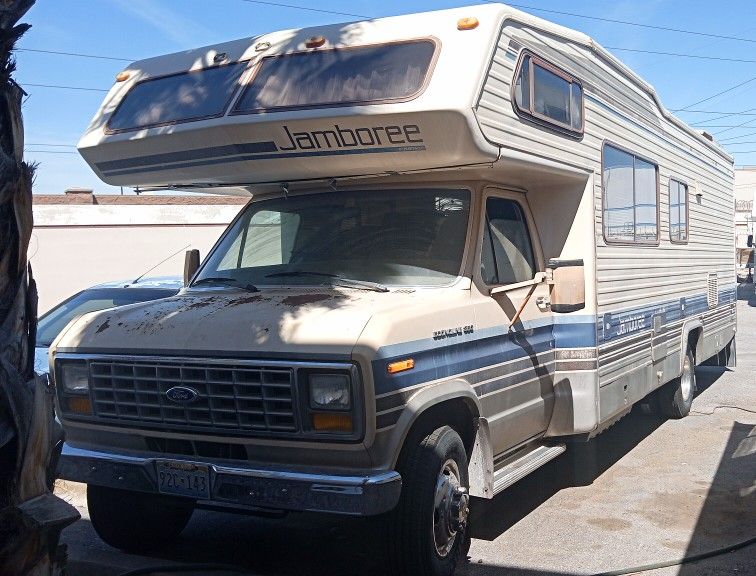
xmin=88 ymin=359 xmax=298 ymax=435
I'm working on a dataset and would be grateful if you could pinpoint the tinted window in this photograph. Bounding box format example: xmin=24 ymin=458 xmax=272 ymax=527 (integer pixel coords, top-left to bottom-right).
xmin=108 ymin=63 xmax=247 ymax=132
xmin=198 ymin=189 xmax=470 ymax=287
xmin=514 ymin=54 xmax=583 ymax=133
xmin=603 ymin=144 xmax=659 ymax=244
xmin=233 ymin=41 xmax=436 ymax=113
xmin=36 ymin=288 xmax=178 ymax=346
xmin=481 ymin=198 xmax=535 ymax=285
xmin=669 ymin=179 xmax=689 ymax=242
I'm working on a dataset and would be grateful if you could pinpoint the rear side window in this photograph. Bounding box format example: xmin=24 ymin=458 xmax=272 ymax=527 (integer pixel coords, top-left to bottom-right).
xmin=603 ymin=144 xmax=659 ymax=244
xmin=481 ymin=198 xmax=536 ymax=285
xmin=514 ymin=53 xmax=583 ymax=134
xmin=108 ymin=62 xmax=248 ymax=132
xmin=669 ymin=179 xmax=689 ymax=243
xmin=233 ymin=40 xmax=436 ymax=114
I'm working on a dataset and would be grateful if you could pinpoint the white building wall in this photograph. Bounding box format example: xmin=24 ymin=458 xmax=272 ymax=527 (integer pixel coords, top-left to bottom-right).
xmin=30 ymin=202 xmax=245 ymax=313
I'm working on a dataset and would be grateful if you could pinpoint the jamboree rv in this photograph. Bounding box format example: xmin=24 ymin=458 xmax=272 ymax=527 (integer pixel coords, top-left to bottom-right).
xmin=53 ymin=4 xmax=736 ymax=575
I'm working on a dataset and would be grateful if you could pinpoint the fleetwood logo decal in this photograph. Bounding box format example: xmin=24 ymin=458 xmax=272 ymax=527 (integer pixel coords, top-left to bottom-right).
xmin=165 ymin=386 xmax=200 ymax=404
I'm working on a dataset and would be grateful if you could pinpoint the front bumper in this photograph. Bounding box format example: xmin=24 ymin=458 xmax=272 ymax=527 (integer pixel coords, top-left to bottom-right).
xmin=57 ymin=443 xmax=401 ymax=516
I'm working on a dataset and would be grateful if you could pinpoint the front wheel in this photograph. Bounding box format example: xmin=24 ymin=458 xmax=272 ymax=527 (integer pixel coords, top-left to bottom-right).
xmin=87 ymin=485 xmax=194 ymax=551
xmin=656 ymin=348 xmax=696 ymax=419
xmin=387 ymin=425 xmax=470 ymax=576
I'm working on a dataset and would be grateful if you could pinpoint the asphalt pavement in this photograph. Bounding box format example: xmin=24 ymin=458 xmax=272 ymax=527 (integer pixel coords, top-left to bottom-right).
xmin=58 ymin=285 xmax=756 ymax=576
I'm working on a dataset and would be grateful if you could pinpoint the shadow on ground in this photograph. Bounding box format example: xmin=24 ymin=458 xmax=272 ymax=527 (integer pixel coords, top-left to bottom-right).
xmin=737 ymin=282 xmax=755 ymax=306
xmin=64 ymin=368 xmax=754 ymax=576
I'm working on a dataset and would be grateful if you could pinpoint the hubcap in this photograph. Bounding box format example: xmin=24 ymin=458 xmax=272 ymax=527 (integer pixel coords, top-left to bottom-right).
xmin=680 ymin=355 xmax=693 ymax=402
xmin=432 ymin=459 xmax=469 ymax=558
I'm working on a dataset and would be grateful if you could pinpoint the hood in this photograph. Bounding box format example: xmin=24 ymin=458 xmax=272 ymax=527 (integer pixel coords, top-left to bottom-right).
xmin=52 ymin=287 xmax=419 ymax=358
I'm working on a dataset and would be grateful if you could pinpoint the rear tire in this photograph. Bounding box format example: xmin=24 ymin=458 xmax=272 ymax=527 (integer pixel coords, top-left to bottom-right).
xmin=87 ymin=485 xmax=194 ymax=551
xmin=387 ymin=425 xmax=470 ymax=576
xmin=656 ymin=348 xmax=696 ymax=419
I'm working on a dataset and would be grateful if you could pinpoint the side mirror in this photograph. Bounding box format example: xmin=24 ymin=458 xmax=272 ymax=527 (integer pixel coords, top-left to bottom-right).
xmin=748 ymin=234 xmax=753 ymax=248
xmin=184 ymin=249 xmax=200 ymax=286
xmin=547 ymin=259 xmax=585 ymax=313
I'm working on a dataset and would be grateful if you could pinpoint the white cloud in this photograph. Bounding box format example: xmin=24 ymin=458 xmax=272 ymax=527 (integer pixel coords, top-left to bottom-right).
xmin=112 ymin=0 xmax=213 ymax=48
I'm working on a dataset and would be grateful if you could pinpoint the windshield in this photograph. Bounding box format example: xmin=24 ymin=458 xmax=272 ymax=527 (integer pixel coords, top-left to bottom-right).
xmin=36 ymin=287 xmax=178 ymax=346
xmin=196 ymin=188 xmax=470 ymax=288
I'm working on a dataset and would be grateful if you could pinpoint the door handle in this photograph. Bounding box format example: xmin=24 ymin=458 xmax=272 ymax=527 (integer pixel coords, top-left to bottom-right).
xmin=536 ymin=296 xmax=551 ymax=311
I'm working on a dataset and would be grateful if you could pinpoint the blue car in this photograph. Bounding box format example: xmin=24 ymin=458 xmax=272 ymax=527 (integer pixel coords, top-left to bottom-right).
xmin=35 ymin=277 xmax=183 ymax=376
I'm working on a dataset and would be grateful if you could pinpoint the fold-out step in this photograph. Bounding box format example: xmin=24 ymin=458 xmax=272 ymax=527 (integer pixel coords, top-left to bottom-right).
xmin=492 ymin=444 xmax=566 ymax=496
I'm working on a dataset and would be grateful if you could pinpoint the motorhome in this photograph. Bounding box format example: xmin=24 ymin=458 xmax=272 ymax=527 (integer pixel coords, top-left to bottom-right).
xmin=53 ymin=4 xmax=736 ymax=575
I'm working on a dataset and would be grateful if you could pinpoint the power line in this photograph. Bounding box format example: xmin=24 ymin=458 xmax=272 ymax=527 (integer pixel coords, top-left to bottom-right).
xmin=678 ymin=77 xmax=756 ymax=111
xmin=238 ymin=0 xmax=369 ymax=18
xmin=23 ymin=83 xmax=109 ymax=92
xmin=17 ymin=48 xmax=134 ymax=62
xmin=604 ymin=46 xmax=756 ymax=64
xmin=501 ymin=2 xmax=756 ymax=44
xmin=25 ymin=142 xmax=76 ymax=147
xmin=24 ymin=150 xmax=78 ymax=154
xmin=715 ymin=116 xmax=756 ymax=137
xmin=691 ymin=124 xmax=756 ymax=128
xmin=671 ymin=109 xmax=756 ymax=114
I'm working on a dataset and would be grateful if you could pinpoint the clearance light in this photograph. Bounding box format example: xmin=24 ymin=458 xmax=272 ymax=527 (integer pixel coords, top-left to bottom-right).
xmin=115 ymin=71 xmax=130 ymax=82
xmin=388 ymin=358 xmax=415 ymax=374
xmin=457 ymin=17 xmax=479 ymax=30
xmin=312 ymin=412 xmax=353 ymax=433
xmin=305 ymin=35 xmax=326 ymax=48
xmin=65 ymin=396 xmax=93 ymax=415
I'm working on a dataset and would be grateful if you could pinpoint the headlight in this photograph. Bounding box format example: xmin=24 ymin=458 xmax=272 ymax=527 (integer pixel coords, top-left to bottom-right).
xmin=60 ymin=363 xmax=89 ymax=393
xmin=309 ymin=374 xmax=350 ymax=409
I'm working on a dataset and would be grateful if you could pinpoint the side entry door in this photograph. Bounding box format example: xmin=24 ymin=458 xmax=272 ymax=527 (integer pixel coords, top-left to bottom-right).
xmin=474 ymin=190 xmax=555 ymax=456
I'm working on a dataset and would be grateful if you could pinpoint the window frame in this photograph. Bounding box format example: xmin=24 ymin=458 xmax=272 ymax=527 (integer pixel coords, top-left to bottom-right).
xmin=668 ymin=177 xmax=690 ymax=244
xmin=105 ymin=60 xmax=251 ymax=134
xmin=601 ymin=141 xmax=660 ymax=246
xmin=511 ymin=50 xmax=585 ymax=137
xmin=477 ymin=189 xmax=541 ymax=287
xmin=230 ymin=37 xmax=441 ymax=116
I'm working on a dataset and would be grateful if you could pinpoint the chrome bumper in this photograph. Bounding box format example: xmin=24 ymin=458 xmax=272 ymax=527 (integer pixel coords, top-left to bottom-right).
xmin=57 ymin=443 xmax=402 ymax=516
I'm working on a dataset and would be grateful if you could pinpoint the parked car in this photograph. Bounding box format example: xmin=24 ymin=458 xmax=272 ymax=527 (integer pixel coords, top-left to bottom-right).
xmin=35 ymin=277 xmax=183 ymax=376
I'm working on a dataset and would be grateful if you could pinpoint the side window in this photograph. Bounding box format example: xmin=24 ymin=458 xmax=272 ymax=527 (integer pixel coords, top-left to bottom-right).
xmin=603 ymin=144 xmax=659 ymax=244
xmin=514 ymin=53 xmax=584 ymax=134
xmin=217 ymin=210 xmax=301 ymax=270
xmin=481 ymin=198 xmax=536 ymax=285
xmin=669 ymin=179 xmax=689 ymax=243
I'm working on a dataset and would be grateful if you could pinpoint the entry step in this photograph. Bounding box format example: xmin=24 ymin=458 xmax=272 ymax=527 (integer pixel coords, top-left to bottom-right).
xmin=492 ymin=443 xmax=566 ymax=496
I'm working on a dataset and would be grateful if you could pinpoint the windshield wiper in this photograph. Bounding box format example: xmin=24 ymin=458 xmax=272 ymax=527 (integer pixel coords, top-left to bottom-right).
xmin=191 ymin=277 xmax=259 ymax=292
xmin=265 ymin=271 xmax=389 ymax=293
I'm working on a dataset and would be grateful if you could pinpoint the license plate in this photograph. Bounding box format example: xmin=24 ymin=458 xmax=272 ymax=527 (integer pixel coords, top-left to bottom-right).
xmin=156 ymin=460 xmax=210 ymax=499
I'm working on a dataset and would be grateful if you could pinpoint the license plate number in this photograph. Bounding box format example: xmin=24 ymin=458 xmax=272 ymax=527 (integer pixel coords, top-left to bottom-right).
xmin=156 ymin=460 xmax=210 ymax=499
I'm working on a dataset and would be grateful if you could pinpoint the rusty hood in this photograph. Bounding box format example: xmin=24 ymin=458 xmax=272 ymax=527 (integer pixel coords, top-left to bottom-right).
xmin=51 ymin=287 xmax=412 ymax=358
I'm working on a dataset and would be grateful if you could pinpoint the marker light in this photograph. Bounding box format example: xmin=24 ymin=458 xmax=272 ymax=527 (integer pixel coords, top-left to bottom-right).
xmin=457 ymin=17 xmax=479 ymax=30
xmin=305 ymin=36 xmax=326 ymax=48
xmin=65 ymin=396 xmax=93 ymax=415
xmin=388 ymin=358 xmax=415 ymax=374
xmin=312 ymin=412 xmax=353 ymax=433
xmin=115 ymin=71 xmax=130 ymax=82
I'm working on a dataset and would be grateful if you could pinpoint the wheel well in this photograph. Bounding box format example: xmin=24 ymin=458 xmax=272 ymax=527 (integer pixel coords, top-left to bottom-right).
xmin=687 ymin=327 xmax=703 ymax=362
xmin=398 ymin=398 xmax=478 ymax=464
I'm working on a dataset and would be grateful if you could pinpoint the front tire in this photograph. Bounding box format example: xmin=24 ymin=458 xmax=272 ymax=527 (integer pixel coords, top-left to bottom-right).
xmin=387 ymin=425 xmax=470 ymax=576
xmin=657 ymin=348 xmax=696 ymax=419
xmin=87 ymin=485 xmax=194 ymax=551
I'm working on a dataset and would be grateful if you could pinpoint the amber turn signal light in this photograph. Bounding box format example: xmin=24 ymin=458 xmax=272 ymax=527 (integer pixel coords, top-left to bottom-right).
xmin=457 ymin=17 xmax=479 ymax=30
xmin=65 ymin=396 xmax=93 ymax=415
xmin=312 ymin=412 xmax=353 ymax=432
xmin=387 ymin=358 xmax=415 ymax=374
xmin=115 ymin=71 xmax=130 ymax=82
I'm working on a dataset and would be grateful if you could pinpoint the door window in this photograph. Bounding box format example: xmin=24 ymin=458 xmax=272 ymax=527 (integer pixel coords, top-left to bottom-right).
xmin=481 ymin=198 xmax=536 ymax=285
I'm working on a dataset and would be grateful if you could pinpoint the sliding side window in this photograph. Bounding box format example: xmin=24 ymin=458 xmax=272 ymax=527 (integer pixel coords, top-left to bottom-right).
xmin=602 ymin=144 xmax=659 ymax=244
xmin=669 ymin=179 xmax=689 ymax=243
xmin=513 ymin=52 xmax=583 ymax=134
xmin=481 ymin=198 xmax=536 ymax=285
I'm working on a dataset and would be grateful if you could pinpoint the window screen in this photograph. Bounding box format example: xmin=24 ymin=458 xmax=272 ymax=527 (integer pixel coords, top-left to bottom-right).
xmin=603 ymin=144 xmax=659 ymax=244
xmin=233 ymin=40 xmax=436 ymax=113
xmin=514 ymin=53 xmax=583 ymax=133
xmin=108 ymin=62 xmax=248 ymax=132
xmin=669 ymin=179 xmax=688 ymax=243
xmin=481 ymin=198 xmax=536 ymax=285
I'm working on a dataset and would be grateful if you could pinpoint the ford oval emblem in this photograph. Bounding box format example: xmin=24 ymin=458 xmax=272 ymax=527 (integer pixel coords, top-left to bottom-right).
xmin=166 ymin=386 xmax=200 ymax=404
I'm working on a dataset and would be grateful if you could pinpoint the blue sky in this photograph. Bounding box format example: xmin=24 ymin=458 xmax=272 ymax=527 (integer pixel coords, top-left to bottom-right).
xmin=15 ymin=0 xmax=756 ymax=194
